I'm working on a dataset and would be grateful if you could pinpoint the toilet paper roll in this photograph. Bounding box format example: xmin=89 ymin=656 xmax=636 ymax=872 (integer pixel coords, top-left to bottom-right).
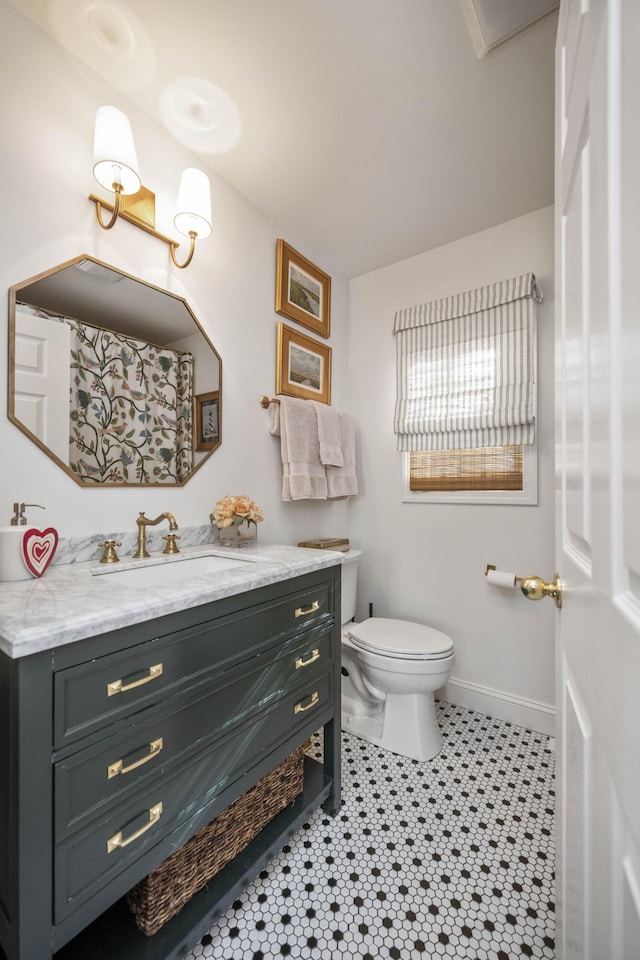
xmin=486 ymin=568 xmax=517 ymax=589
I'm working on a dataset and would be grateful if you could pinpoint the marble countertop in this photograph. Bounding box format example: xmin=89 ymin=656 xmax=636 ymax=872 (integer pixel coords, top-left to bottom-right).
xmin=0 ymin=543 xmax=344 ymax=659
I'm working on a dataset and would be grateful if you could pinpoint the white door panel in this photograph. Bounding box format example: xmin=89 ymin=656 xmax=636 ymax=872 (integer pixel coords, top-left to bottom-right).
xmin=556 ymin=0 xmax=640 ymax=957
xmin=561 ymin=131 xmax=592 ymax=562
xmin=618 ymin=0 xmax=640 ymax=617
xmin=621 ymin=854 xmax=640 ymax=960
xmin=561 ymin=665 xmax=591 ymax=960
xmin=13 ymin=308 xmax=71 ymax=465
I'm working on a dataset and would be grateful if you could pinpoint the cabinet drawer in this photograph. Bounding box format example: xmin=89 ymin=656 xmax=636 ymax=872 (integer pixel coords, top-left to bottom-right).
xmin=53 ymin=580 xmax=333 ymax=748
xmin=54 ymin=670 xmax=332 ymax=921
xmin=54 ymin=630 xmax=332 ymax=837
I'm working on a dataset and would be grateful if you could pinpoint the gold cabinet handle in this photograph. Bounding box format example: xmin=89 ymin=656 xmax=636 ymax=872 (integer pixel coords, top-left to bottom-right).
xmin=295 ymin=648 xmax=320 ymax=669
xmin=107 ymin=738 xmax=164 ymax=779
xmin=294 ymin=691 xmax=319 ymax=714
xmin=106 ymin=802 xmax=162 ymax=853
xmin=107 ymin=663 xmax=163 ymax=697
xmin=295 ymin=600 xmax=320 ymax=618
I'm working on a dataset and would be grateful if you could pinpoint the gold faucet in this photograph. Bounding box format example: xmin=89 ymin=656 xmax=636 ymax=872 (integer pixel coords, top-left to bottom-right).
xmin=134 ymin=512 xmax=178 ymax=559
xmin=98 ymin=539 xmax=122 ymax=563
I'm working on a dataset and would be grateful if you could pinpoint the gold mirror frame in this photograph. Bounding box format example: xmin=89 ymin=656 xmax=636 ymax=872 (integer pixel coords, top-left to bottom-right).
xmin=8 ymin=255 xmax=222 ymax=486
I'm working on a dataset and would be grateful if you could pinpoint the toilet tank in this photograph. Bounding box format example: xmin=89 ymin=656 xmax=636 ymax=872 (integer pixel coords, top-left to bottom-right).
xmin=340 ymin=549 xmax=361 ymax=626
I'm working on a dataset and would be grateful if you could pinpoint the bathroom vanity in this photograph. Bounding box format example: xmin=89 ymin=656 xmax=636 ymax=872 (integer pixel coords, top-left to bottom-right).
xmin=0 ymin=545 xmax=342 ymax=960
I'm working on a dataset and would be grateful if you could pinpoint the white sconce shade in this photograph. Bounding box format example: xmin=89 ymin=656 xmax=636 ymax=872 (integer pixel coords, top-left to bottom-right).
xmin=174 ymin=168 xmax=212 ymax=239
xmin=93 ymin=105 xmax=141 ymax=195
xmin=89 ymin=115 xmax=209 ymax=266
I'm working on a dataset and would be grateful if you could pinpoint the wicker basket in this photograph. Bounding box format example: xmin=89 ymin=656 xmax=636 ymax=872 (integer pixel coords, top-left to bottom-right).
xmin=127 ymin=747 xmax=304 ymax=937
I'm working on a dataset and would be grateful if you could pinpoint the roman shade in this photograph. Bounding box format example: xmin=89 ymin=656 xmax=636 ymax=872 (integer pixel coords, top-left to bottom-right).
xmin=393 ymin=273 xmax=541 ymax=452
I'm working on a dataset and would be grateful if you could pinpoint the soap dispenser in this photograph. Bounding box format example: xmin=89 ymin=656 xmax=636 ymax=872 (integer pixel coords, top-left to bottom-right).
xmin=10 ymin=502 xmax=45 ymax=525
xmin=0 ymin=502 xmax=45 ymax=582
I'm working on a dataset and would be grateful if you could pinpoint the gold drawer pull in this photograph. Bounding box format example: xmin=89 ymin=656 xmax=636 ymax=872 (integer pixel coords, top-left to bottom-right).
xmin=107 ymin=738 xmax=164 ymax=779
xmin=106 ymin=802 xmax=163 ymax=854
xmin=107 ymin=663 xmax=163 ymax=697
xmin=294 ymin=691 xmax=319 ymax=714
xmin=295 ymin=648 xmax=320 ymax=669
xmin=295 ymin=600 xmax=320 ymax=618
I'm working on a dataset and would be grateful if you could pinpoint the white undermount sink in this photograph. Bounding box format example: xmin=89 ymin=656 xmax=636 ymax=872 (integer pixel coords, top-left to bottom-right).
xmin=93 ymin=552 xmax=258 ymax=588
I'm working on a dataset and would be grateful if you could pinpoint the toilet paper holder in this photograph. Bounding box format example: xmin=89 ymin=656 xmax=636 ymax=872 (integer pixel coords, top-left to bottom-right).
xmin=485 ymin=564 xmax=563 ymax=608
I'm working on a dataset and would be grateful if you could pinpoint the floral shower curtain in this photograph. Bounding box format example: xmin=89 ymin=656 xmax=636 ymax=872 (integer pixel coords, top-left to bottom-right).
xmin=67 ymin=319 xmax=194 ymax=483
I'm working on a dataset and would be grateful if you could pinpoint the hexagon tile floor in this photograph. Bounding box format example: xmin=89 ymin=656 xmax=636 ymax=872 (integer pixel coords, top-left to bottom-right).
xmin=184 ymin=701 xmax=555 ymax=960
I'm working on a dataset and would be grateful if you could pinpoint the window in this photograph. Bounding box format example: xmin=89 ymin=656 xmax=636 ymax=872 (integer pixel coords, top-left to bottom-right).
xmin=409 ymin=445 xmax=523 ymax=492
xmin=393 ymin=273 xmax=541 ymax=504
xmin=403 ymin=443 xmax=537 ymax=504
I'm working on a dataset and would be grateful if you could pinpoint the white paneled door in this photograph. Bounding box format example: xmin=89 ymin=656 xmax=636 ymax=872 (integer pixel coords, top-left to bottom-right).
xmin=13 ymin=307 xmax=71 ymax=465
xmin=555 ymin=1 xmax=640 ymax=958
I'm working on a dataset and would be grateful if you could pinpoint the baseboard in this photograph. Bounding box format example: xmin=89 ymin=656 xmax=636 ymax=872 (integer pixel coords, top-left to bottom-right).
xmin=436 ymin=677 xmax=555 ymax=737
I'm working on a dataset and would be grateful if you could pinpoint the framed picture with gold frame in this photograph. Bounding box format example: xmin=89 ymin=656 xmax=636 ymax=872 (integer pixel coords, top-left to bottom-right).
xmin=276 ymin=323 xmax=332 ymax=405
xmin=275 ymin=239 xmax=331 ymax=339
xmin=194 ymin=390 xmax=220 ymax=450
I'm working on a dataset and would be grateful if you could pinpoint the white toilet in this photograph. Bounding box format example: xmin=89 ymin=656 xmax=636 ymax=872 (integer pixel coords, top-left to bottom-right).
xmin=340 ymin=549 xmax=455 ymax=762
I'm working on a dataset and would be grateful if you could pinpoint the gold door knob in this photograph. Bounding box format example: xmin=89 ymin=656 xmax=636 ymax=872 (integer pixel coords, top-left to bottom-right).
xmin=520 ymin=574 xmax=563 ymax=608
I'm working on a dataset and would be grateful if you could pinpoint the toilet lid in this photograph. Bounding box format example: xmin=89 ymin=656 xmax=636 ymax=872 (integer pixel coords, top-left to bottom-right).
xmin=346 ymin=618 xmax=454 ymax=660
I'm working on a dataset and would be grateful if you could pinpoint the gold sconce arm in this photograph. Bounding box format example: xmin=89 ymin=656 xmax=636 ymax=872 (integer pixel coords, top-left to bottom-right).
xmin=169 ymin=232 xmax=197 ymax=270
xmin=90 ymin=192 xmax=174 ymax=244
xmin=89 ymin=193 xmax=202 ymax=269
xmin=94 ymin=183 xmax=123 ymax=230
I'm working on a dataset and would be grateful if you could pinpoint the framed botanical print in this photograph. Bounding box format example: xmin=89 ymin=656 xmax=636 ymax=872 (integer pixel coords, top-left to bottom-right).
xmin=275 ymin=239 xmax=331 ymax=339
xmin=195 ymin=390 xmax=220 ymax=450
xmin=276 ymin=323 xmax=332 ymax=405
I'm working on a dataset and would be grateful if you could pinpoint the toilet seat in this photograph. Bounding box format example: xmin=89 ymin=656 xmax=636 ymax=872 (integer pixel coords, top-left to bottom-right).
xmin=346 ymin=617 xmax=454 ymax=660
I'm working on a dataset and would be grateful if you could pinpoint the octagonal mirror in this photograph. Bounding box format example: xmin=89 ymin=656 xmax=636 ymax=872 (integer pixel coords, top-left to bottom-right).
xmin=8 ymin=255 xmax=221 ymax=485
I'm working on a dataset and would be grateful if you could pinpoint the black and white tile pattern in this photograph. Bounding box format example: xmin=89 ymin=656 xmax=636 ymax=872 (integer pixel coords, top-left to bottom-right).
xmin=184 ymin=702 xmax=555 ymax=959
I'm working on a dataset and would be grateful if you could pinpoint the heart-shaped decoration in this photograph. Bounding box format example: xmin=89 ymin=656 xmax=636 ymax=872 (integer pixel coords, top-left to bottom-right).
xmin=22 ymin=527 xmax=59 ymax=578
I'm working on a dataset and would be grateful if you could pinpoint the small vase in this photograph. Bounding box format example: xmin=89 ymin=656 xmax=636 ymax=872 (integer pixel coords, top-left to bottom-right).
xmin=218 ymin=521 xmax=257 ymax=548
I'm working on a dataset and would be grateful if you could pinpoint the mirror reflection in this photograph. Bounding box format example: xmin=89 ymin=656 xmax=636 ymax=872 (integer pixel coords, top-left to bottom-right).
xmin=9 ymin=255 xmax=221 ymax=485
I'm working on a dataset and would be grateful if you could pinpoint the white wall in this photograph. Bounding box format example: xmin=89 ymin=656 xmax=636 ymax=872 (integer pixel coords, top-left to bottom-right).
xmin=349 ymin=207 xmax=556 ymax=732
xmin=1 ymin=5 xmax=556 ymax=733
xmin=0 ymin=3 xmax=350 ymax=547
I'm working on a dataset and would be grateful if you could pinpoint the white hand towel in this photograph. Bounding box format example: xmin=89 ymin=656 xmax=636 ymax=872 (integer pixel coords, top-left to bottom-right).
xmin=273 ymin=396 xmax=327 ymax=501
xmin=268 ymin=398 xmax=281 ymax=438
xmin=313 ymin=401 xmax=343 ymax=466
xmin=327 ymin=412 xmax=358 ymax=499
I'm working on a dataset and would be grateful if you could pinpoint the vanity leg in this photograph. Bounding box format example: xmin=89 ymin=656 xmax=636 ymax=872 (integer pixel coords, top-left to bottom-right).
xmin=322 ymin=716 xmax=341 ymax=815
xmin=322 ymin=572 xmax=342 ymax=815
xmin=0 ymin=652 xmax=54 ymax=960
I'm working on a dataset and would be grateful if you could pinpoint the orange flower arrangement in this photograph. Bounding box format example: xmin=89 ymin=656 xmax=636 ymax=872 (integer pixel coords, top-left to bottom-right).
xmin=211 ymin=495 xmax=264 ymax=529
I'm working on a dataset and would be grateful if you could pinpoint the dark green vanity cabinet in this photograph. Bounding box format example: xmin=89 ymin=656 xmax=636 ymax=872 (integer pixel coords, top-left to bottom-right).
xmin=0 ymin=565 xmax=342 ymax=960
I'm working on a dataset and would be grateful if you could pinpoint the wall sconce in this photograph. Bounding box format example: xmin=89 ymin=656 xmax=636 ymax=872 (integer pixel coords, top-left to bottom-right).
xmin=89 ymin=105 xmax=212 ymax=269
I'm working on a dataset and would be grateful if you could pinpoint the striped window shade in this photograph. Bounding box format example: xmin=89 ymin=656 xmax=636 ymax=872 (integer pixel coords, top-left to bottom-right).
xmin=393 ymin=273 xmax=541 ymax=452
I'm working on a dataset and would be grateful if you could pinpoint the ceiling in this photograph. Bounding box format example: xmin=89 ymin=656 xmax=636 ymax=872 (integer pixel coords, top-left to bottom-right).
xmin=10 ymin=0 xmax=558 ymax=278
